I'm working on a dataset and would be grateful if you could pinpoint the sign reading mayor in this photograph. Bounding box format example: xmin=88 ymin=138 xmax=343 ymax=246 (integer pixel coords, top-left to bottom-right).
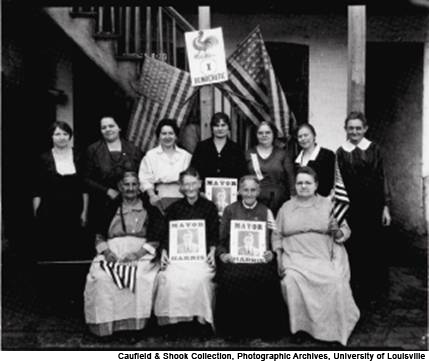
xmin=205 ymin=177 xmax=237 ymax=216
xmin=169 ymin=220 xmax=206 ymax=262
xmin=230 ymin=221 xmax=266 ymax=263
xmin=185 ymin=27 xmax=228 ymax=86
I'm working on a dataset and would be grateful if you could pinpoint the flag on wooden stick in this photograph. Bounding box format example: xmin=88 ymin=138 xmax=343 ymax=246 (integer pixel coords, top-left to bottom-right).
xmin=333 ymin=159 xmax=350 ymax=226
xmin=218 ymin=26 xmax=291 ymax=138
xmin=127 ymin=55 xmax=195 ymax=153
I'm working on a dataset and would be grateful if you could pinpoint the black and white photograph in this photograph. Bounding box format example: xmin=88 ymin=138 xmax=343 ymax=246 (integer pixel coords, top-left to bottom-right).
xmin=1 ymin=0 xmax=428 ymax=352
xmin=177 ymin=229 xmax=200 ymax=254
xmin=205 ymin=177 xmax=238 ymax=215
xmin=168 ymin=220 xmax=207 ymax=261
xmin=229 ymin=220 xmax=267 ymax=262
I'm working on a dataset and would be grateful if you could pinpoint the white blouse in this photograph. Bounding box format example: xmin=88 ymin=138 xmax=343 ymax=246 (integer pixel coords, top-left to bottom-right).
xmin=138 ymin=145 xmax=191 ymax=198
xmin=52 ymin=149 xmax=76 ymax=175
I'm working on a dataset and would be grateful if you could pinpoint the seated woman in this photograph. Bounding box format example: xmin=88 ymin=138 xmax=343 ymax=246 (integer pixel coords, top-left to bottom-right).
xmin=215 ymin=175 xmax=287 ymax=339
xmin=84 ymin=171 xmax=164 ymax=337
xmin=275 ymin=166 xmax=360 ymax=346
xmin=154 ymin=168 xmax=219 ymax=333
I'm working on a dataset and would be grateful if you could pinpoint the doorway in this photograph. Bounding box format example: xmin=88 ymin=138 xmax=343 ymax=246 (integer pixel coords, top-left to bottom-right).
xmin=366 ymin=41 xmax=426 ymax=261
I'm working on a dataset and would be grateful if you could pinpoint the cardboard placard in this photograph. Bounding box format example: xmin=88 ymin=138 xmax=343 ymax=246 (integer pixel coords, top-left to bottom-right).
xmin=185 ymin=27 xmax=228 ymax=86
xmin=230 ymin=220 xmax=266 ymax=263
xmin=169 ymin=220 xmax=206 ymax=262
xmin=205 ymin=178 xmax=238 ymax=216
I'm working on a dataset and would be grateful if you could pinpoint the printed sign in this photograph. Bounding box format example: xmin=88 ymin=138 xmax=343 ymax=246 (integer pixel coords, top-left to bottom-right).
xmin=169 ymin=220 xmax=206 ymax=262
xmin=230 ymin=221 xmax=266 ymax=263
xmin=185 ymin=27 xmax=228 ymax=87
xmin=205 ymin=178 xmax=238 ymax=216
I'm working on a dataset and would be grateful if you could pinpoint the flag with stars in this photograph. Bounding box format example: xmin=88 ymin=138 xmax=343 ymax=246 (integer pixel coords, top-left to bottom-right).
xmin=218 ymin=27 xmax=291 ymax=138
xmin=127 ymin=55 xmax=195 ymax=153
xmin=333 ymin=159 xmax=350 ymax=226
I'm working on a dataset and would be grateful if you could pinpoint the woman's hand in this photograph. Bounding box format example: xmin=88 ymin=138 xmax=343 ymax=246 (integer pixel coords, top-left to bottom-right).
xmin=160 ymin=249 xmax=169 ymax=270
xmin=121 ymin=251 xmax=142 ymax=263
xmin=263 ymin=250 xmax=274 ymax=263
xmin=207 ymin=247 xmax=216 ymax=268
xmin=382 ymin=206 xmax=391 ymax=227
xmin=102 ymin=249 xmax=118 ymax=263
xmin=80 ymin=211 xmax=88 ymax=227
xmin=328 ymin=217 xmax=340 ymax=233
xmin=219 ymin=253 xmax=233 ymax=263
xmin=107 ymin=188 xmax=119 ymax=200
xmin=149 ymin=193 xmax=161 ymax=206
xmin=278 ymin=263 xmax=286 ymax=278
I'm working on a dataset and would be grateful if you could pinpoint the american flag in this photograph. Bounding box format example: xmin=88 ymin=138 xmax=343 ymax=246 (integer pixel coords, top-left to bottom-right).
xmin=100 ymin=260 xmax=137 ymax=293
xmin=127 ymin=55 xmax=196 ymax=153
xmin=218 ymin=26 xmax=291 ymax=138
xmin=333 ymin=159 xmax=350 ymax=226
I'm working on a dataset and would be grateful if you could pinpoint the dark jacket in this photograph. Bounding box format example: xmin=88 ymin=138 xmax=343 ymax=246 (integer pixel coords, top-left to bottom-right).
xmin=84 ymin=139 xmax=143 ymax=195
xmin=190 ymin=138 xmax=247 ymax=185
xmin=33 ymin=149 xmax=87 ymax=221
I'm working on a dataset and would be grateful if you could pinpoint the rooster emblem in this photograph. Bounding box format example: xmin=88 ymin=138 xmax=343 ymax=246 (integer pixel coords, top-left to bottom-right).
xmin=192 ymin=30 xmax=218 ymax=58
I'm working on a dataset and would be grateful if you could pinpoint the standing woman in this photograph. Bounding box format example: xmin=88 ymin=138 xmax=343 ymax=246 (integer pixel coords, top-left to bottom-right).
xmin=336 ymin=111 xmax=391 ymax=306
xmin=294 ymin=123 xmax=335 ymax=197
xmin=245 ymin=121 xmax=295 ymax=215
xmin=191 ymin=112 xmax=247 ymax=186
xmin=85 ymin=116 xmax=143 ymax=229
xmin=33 ymin=121 xmax=88 ymax=261
xmin=138 ymin=119 xmax=191 ymax=212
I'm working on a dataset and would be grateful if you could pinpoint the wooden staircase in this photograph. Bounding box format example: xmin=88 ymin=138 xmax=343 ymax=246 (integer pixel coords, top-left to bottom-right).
xmin=45 ymin=6 xmax=244 ymax=144
xmin=45 ymin=6 xmax=196 ymax=97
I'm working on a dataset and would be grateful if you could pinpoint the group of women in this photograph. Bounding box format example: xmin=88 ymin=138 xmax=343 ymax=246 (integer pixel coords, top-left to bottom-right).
xmin=33 ymin=110 xmax=391 ymax=346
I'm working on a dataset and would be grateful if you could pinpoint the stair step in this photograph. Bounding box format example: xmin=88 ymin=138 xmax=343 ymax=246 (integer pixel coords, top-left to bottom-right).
xmin=116 ymin=54 xmax=144 ymax=61
xmin=69 ymin=11 xmax=97 ymax=18
xmin=94 ymin=33 xmax=120 ymax=40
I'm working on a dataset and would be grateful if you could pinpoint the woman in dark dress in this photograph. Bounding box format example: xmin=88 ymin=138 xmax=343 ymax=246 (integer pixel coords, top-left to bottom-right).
xmin=246 ymin=121 xmax=295 ymax=215
xmin=190 ymin=112 xmax=247 ymax=187
xmin=215 ymin=175 xmax=287 ymax=339
xmin=154 ymin=168 xmax=219 ymax=334
xmin=33 ymin=121 xmax=88 ymax=261
xmin=84 ymin=116 xmax=143 ymax=230
xmin=336 ymin=111 xmax=391 ymax=307
xmin=294 ymin=123 xmax=335 ymax=197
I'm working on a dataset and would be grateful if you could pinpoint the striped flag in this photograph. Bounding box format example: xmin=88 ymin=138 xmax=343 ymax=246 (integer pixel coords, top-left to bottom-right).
xmin=127 ymin=55 xmax=196 ymax=153
xmin=333 ymin=159 xmax=350 ymax=226
xmin=100 ymin=261 xmax=138 ymax=293
xmin=218 ymin=26 xmax=291 ymax=138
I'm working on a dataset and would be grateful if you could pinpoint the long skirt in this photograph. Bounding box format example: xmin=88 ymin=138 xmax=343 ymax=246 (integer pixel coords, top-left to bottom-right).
xmin=154 ymin=262 xmax=215 ymax=328
xmin=84 ymin=236 xmax=159 ymax=336
xmin=214 ymin=260 xmax=287 ymax=338
xmin=281 ymin=236 xmax=360 ymax=345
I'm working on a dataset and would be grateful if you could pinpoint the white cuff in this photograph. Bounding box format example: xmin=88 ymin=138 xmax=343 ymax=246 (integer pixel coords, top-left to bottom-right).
xmin=142 ymin=243 xmax=156 ymax=255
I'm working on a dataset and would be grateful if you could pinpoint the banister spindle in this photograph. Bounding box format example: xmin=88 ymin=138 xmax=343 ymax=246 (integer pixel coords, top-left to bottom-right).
xmin=98 ymin=6 xmax=104 ymax=33
xmin=172 ymin=18 xmax=177 ymax=67
xmin=110 ymin=6 xmax=116 ymax=33
xmin=125 ymin=6 xmax=131 ymax=54
xmin=145 ymin=7 xmax=152 ymax=56
xmin=135 ymin=6 xmax=141 ymax=54
xmin=157 ymin=7 xmax=164 ymax=57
